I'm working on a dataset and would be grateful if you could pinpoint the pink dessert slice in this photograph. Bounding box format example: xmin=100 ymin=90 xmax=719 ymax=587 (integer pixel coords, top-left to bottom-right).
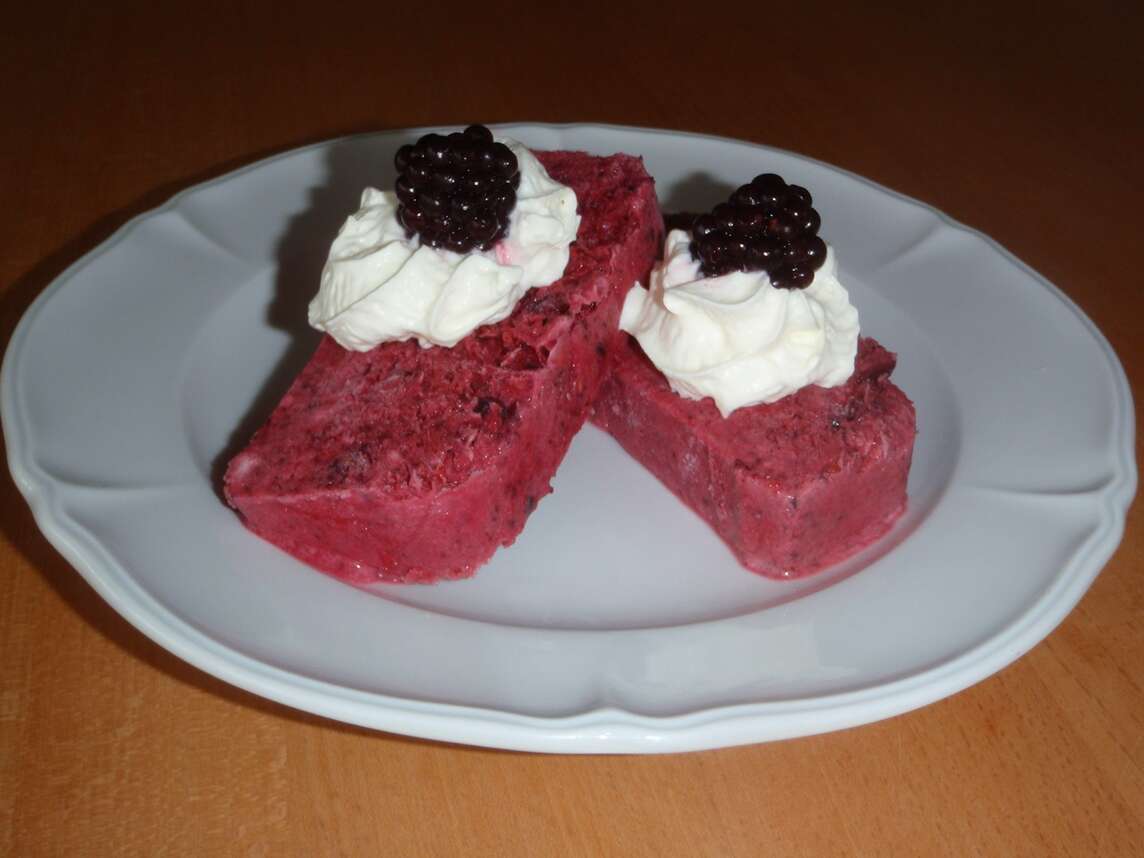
xmin=225 ymin=151 xmax=663 ymax=584
xmin=591 ymin=335 xmax=917 ymax=578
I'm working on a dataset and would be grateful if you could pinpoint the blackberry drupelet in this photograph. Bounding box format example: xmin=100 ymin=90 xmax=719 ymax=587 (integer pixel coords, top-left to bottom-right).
xmin=690 ymin=173 xmax=827 ymax=289
xmin=393 ymin=124 xmax=520 ymax=253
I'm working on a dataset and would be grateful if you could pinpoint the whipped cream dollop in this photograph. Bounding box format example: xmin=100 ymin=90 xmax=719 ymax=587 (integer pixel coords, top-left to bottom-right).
xmin=308 ymin=139 xmax=580 ymax=351
xmin=620 ymin=229 xmax=859 ymax=416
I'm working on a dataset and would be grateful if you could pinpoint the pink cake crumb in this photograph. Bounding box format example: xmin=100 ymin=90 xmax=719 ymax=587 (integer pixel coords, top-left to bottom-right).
xmin=225 ymin=150 xmax=663 ymax=584
xmin=591 ymin=335 xmax=917 ymax=578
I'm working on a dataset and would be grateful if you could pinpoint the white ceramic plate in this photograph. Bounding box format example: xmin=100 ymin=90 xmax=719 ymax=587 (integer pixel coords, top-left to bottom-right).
xmin=3 ymin=124 xmax=1135 ymax=753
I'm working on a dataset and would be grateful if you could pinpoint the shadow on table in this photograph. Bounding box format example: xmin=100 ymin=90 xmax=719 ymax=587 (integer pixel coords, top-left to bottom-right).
xmin=0 ymin=131 xmax=511 ymax=756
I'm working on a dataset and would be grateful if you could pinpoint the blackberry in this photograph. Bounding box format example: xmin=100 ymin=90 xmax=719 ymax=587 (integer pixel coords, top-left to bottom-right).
xmin=393 ymin=124 xmax=520 ymax=253
xmin=690 ymin=174 xmax=827 ymax=289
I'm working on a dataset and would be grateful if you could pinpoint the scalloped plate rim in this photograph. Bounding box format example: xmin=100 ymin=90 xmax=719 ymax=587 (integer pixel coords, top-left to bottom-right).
xmin=2 ymin=122 xmax=1135 ymax=753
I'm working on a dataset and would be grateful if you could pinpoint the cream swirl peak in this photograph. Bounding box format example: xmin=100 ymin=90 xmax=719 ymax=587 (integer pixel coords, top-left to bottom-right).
xmin=620 ymin=229 xmax=859 ymax=417
xmin=308 ymin=139 xmax=580 ymax=351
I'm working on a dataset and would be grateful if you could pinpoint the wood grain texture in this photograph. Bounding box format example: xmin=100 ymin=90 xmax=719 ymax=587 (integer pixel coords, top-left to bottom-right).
xmin=2 ymin=1 xmax=1141 ymax=855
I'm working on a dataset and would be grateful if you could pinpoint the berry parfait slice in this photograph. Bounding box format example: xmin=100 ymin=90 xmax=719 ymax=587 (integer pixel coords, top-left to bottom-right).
xmin=595 ymin=173 xmax=917 ymax=579
xmin=225 ymin=124 xmax=663 ymax=584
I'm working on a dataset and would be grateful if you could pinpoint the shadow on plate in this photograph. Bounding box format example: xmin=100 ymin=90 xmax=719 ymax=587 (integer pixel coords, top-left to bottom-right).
xmin=206 ymin=134 xmax=397 ymax=501
xmin=659 ymin=170 xmax=735 ymax=214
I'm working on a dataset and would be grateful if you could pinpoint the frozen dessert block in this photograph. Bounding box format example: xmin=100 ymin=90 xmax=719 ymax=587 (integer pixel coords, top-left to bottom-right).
xmin=226 ymin=151 xmax=662 ymax=583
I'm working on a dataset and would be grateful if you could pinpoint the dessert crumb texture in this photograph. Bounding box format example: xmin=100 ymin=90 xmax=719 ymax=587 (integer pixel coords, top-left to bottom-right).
xmin=591 ymin=336 xmax=917 ymax=578
xmin=225 ymin=151 xmax=662 ymax=584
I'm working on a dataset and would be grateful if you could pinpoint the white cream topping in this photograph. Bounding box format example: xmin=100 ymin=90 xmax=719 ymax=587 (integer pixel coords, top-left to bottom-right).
xmin=308 ymin=139 xmax=580 ymax=351
xmin=620 ymin=229 xmax=859 ymax=417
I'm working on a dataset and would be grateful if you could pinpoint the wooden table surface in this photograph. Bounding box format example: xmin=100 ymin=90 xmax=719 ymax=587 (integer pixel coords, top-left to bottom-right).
xmin=3 ymin=2 xmax=1141 ymax=855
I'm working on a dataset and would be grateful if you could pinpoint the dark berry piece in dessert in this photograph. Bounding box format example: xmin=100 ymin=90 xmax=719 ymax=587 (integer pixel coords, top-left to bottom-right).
xmin=689 ymin=174 xmax=827 ymax=289
xmin=394 ymin=124 xmax=520 ymax=253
